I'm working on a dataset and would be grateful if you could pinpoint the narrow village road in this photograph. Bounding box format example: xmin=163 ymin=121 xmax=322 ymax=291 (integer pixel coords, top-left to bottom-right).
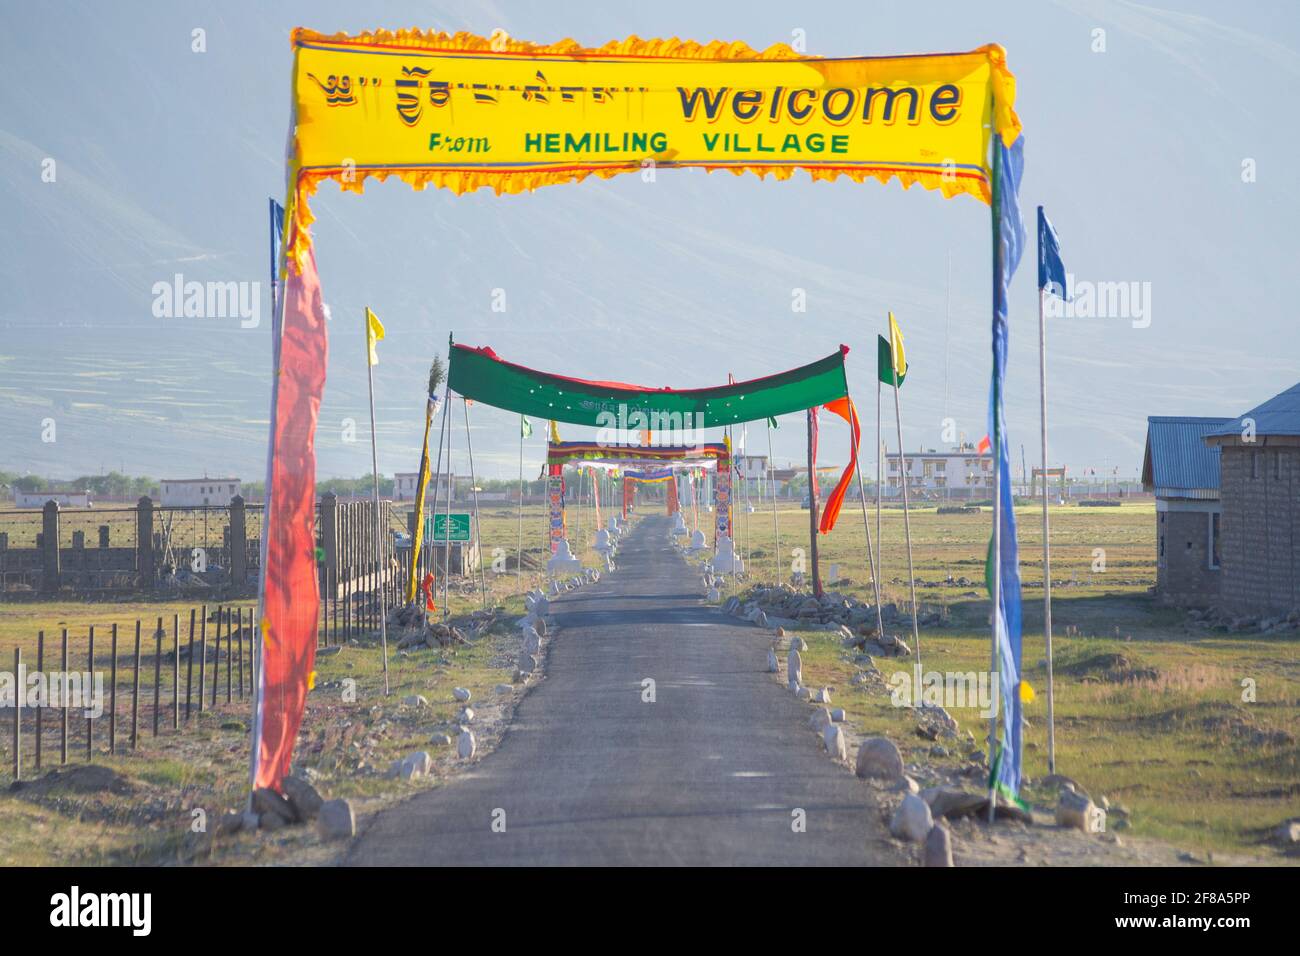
xmin=348 ymin=515 xmax=902 ymax=866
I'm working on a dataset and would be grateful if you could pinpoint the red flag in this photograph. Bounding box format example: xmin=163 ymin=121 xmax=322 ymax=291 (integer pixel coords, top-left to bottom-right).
xmin=253 ymin=245 xmax=328 ymax=793
xmin=818 ymin=396 xmax=861 ymax=534
xmin=977 ymin=433 xmax=991 ymax=455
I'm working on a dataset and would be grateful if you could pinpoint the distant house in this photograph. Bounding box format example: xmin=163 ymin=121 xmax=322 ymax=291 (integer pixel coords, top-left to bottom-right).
xmin=1141 ymin=417 xmax=1230 ymax=606
xmin=160 ymin=478 xmax=241 ymax=507
xmin=14 ymin=490 xmax=90 ymax=509
xmin=394 ymin=472 xmax=456 ymax=502
xmin=884 ymin=445 xmax=993 ymax=498
xmin=1203 ymin=382 xmax=1300 ymax=616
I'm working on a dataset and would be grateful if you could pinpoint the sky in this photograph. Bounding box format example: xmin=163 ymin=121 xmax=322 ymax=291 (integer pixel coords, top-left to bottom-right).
xmin=1 ymin=0 xmax=1297 ymax=484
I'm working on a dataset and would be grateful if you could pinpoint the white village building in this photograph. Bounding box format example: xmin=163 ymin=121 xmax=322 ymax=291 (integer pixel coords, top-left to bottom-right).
xmin=883 ymin=444 xmax=993 ymax=498
xmin=159 ymin=478 xmax=242 ymax=507
xmin=13 ymin=490 xmax=91 ymax=509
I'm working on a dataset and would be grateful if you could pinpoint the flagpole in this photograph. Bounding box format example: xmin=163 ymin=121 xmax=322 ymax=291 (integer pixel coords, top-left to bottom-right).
xmin=441 ymin=391 xmax=454 ymax=619
xmin=892 ymin=373 xmax=923 ymax=697
xmin=986 ymin=140 xmax=1004 ymax=824
xmin=461 ymin=398 xmax=487 ymax=609
xmin=364 ymin=310 xmax=390 ymax=695
xmin=876 ymin=376 xmax=883 ymax=604
xmin=847 ymin=389 xmax=886 ymax=639
xmin=1038 ymin=283 xmax=1056 ymax=774
xmin=806 ymin=408 xmax=822 ymax=598
xmin=517 ymin=416 xmax=525 ymax=594
xmin=249 ymin=196 xmax=288 ymax=796
xmin=426 ymin=388 xmax=450 ymax=612
xmin=767 ymin=420 xmax=780 ymax=583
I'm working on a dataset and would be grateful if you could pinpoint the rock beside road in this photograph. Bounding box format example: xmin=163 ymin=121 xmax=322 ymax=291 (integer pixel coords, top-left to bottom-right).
xmin=318 ymin=799 xmax=355 ymax=840
xmin=855 ymin=737 xmax=904 ymax=781
xmin=890 ymin=793 xmax=934 ymax=843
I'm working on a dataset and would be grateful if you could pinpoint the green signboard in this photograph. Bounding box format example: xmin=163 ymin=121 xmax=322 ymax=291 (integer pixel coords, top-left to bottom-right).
xmin=426 ymin=513 xmax=472 ymax=542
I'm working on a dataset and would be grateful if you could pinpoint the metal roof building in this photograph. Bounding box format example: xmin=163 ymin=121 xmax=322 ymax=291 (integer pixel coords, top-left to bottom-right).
xmin=1204 ymin=382 xmax=1300 ymax=443
xmin=1140 ymin=416 xmax=1231 ymax=500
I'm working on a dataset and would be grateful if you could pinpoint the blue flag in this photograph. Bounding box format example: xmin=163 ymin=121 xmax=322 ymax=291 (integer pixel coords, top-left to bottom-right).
xmin=989 ymin=135 xmax=1026 ymax=805
xmin=269 ymin=198 xmax=285 ymax=289
xmin=1037 ymin=205 xmax=1069 ymax=300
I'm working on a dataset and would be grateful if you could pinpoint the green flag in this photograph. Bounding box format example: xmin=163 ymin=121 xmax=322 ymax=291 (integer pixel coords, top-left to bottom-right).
xmin=878 ymin=335 xmax=906 ymax=387
xmin=767 ymin=416 xmax=779 ymax=429
xmin=521 ymin=415 xmax=532 ymax=439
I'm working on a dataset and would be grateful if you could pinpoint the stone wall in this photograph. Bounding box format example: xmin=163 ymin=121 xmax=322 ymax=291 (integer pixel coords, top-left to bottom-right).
xmin=1155 ymin=504 xmax=1220 ymax=607
xmin=1218 ymin=445 xmax=1299 ymax=615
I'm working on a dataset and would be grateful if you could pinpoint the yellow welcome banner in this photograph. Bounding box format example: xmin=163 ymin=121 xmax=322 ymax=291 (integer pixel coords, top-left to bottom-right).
xmin=286 ymin=29 xmax=1021 ymax=263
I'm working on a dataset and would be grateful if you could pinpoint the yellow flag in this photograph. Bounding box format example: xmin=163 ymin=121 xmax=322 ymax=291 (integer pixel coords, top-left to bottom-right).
xmin=888 ymin=312 xmax=908 ymax=379
xmin=549 ymin=419 xmax=561 ymax=444
xmin=365 ymin=307 xmax=385 ymax=366
xmin=1019 ymin=680 xmax=1035 ymax=703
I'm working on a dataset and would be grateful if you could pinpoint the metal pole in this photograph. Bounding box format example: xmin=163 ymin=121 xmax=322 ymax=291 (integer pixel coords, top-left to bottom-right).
xmin=517 ymin=416 xmax=525 ymax=594
xmin=893 ymin=376 xmax=923 ymax=693
xmin=441 ymin=391 xmax=455 ymax=619
xmin=1038 ymin=285 xmax=1056 ymax=774
xmin=876 ymin=376 xmax=883 ymax=601
xmin=364 ymin=310 xmax=390 ymax=695
xmin=426 ymin=392 xmax=450 ymax=611
xmin=854 ymin=448 xmax=886 ymax=641
xmin=767 ymin=421 xmax=780 ymax=583
xmin=806 ymin=409 xmax=822 ymax=597
xmin=987 ymin=141 xmax=1004 ymax=824
xmin=12 ymin=648 xmax=20 ymax=781
xmin=462 ymin=398 xmax=488 ymax=608
xmin=250 ymin=194 xmax=290 ymax=795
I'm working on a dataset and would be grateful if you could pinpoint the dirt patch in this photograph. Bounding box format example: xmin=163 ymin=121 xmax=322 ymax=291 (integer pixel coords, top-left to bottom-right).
xmin=14 ymin=764 xmax=138 ymax=797
xmin=1062 ymin=652 xmax=1160 ymax=683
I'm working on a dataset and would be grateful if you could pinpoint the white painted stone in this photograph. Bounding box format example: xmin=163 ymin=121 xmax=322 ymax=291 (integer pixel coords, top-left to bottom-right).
xmin=458 ymin=729 xmax=477 ymax=759
xmin=890 ymin=793 xmax=934 ymax=843
xmin=453 ymin=687 xmax=471 ymax=703
xmin=824 ymin=724 xmax=848 ymax=762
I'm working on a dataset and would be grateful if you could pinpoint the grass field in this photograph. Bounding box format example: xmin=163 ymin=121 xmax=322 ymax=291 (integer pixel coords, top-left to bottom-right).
xmin=720 ymin=497 xmax=1299 ymax=858
xmin=0 ymin=498 xmax=1295 ymax=861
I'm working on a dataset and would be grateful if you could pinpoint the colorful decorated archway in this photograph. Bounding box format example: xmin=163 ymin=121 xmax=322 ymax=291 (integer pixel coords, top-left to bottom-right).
xmin=255 ymin=26 xmax=1027 ymax=807
xmin=545 ymin=440 xmax=729 ymax=544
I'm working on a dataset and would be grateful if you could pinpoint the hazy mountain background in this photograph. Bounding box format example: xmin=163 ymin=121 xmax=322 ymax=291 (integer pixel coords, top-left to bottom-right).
xmin=1 ymin=0 xmax=1296 ymax=484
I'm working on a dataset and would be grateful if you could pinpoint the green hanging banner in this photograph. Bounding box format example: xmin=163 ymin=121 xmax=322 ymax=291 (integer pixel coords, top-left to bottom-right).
xmin=447 ymin=343 xmax=850 ymax=429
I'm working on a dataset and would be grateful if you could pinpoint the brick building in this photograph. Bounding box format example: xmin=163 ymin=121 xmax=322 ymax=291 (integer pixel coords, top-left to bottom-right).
xmin=1141 ymin=416 xmax=1230 ymax=606
xmin=1203 ymin=383 xmax=1300 ymax=616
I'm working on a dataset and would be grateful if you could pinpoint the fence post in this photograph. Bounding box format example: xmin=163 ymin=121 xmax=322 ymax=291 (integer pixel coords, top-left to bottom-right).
xmin=35 ymin=631 xmax=43 ymax=771
xmin=131 ymin=621 xmax=140 ymax=750
xmin=153 ymin=617 xmax=162 ymax=736
xmin=40 ymin=500 xmax=60 ymax=593
xmin=109 ymin=624 xmax=117 ymax=755
xmin=211 ymin=606 xmax=221 ymax=708
xmin=86 ymin=626 xmax=94 ymax=760
xmin=136 ymin=496 xmax=155 ymax=586
xmin=225 ymin=607 xmax=233 ymax=704
xmin=198 ymin=605 xmax=207 ymax=713
xmin=60 ymin=628 xmax=68 ymax=764
xmin=236 ymin=607 xmax=245 ymax=700
xmin=321 ymin=493 xmax=338 ymax=644
xmin=230 ymin=495 xmax=248 ymax=586
xmin=12 ymin=648 xmax=20 ymax=782
xmin=185 ymin=608 xmax=196 ymax=721
xmin=172 ymin=613 xmax=180 ymax=730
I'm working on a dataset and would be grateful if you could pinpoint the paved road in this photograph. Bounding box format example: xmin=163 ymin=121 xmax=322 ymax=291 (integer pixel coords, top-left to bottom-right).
xmin=348 ymin=515 xmax=901 ymax=866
